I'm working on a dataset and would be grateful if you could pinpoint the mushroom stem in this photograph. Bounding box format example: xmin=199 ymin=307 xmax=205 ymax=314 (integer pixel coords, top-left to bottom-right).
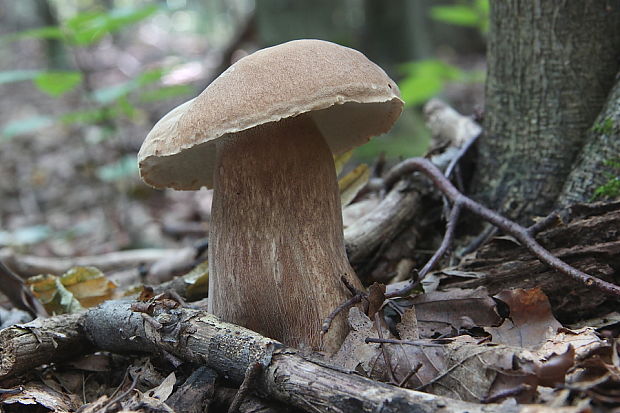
xmin=209 ymin=114 xmax=362 ymax=352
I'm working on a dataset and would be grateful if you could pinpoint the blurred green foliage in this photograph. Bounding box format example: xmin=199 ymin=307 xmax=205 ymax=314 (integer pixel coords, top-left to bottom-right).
xmin=373 ymin=0 xmax=488 ymax=161
xmin=399 ymin=59 xmax=484 ymax=107
xmin=399 ymin=0 xmax=488 ymax=107
xmin=0 ymin=3 xmax=191 ymax=162
xmin=430 ymin=0 xmax=489 ymax=33
xmin=2 ymin=5 xmax=159 ymax=45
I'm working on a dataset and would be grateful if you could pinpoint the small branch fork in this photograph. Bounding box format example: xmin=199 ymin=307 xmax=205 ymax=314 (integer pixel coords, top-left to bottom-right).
xmin=382 ymin=157 xmax=620 ymax=297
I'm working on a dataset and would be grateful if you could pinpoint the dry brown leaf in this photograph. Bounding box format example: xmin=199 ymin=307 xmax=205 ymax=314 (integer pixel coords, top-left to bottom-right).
xmin=403 ymin=287 xmax=502 ymax=338
xmin=333 ymin=318 xmax=605 ymax=405
xmin=366 ymin=282 xmax=386 ymax=318
xmin=145 ymin=371 xmax=176 ymax=402
xmin=486 ymin=288 xmax=562 ymax=348
xmin=397 ymin=306 xmax=419 ymax=341
xmin=331 ymin=307 xmax=388 ymax=373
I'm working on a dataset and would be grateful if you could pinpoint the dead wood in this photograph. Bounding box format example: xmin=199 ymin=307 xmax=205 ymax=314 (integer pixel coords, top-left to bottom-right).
xmin=0 ymin=300 xmax=581 ymax=413
xmin=445 ymin=201 xmax=620 ymax=322
xmin=345 ymin=179 xmax=421 ymax=265
xmin=383 ymin=158 xmax=620 ymax=297
xmin=0 ymin=248 xmax=182 ymax=278
xmin=0 ymin=313 xmax=92 ymax=380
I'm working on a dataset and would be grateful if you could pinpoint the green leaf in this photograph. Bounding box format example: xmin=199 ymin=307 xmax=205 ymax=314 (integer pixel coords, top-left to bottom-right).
xmin=34 ymin=71 xmax=82 ymax=97
xmin=60 ymin=107 xmax=111 ymax=125
xmin=136 ymin=68 xmax=166 ymax=86
xmin=0 ymin=70 xmax=42 ymax=84
xmin=92 ymin=68 xmax=165 ymax=104
xmin=2 ymin=116 xmax=55 ymax=139
xmin=115 ymin=97 xmax=138 ymax=118
xmin=139 ymin=84 xmax=193 ymax=103
xmin=398 ymin=60 xmax=466 ymax=106
xmin=430 ymin=5 xmax=480 ymax=27
xmin=1 ymin=26 xmax=64 ymax=42
xmin=65 ymin=5 xmax=159 ymax=45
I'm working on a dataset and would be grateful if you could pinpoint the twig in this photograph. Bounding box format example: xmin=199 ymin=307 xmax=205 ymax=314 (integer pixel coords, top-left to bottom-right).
xmin=103 ymin=371 xmax=140 ymax=412
xmin=0 ymin=261 xmax=47 ymax=317
xmin=444 ymin=132 xmax=481 ymax=180
xmin=527 ymin=210 xmax=561 ymax=236
xmin=458 ymin=225 xmax=498 ymax=258
xmin=321 ymin=293 xmax=363 ymax=336
xmin=0 ymin=387 xmax=22 ymax=395
xmin=374 ymin=313 xmax=398 ymax=384
xmin=481 ymin=384 xmax=532 ymax=404
xmin=441 ymin=132 xmax=480 ymax=217
xmin=383 ymin=157 xmax=620 ymax=297
xmin=387 ymin=203 xmax=462 ymax=298
xmin=228 ymin=362 xmax=262 ymax=413
xmin=365 ymin=337 xmax=444 ymax=347
xmin=398 ymin=363 xmax=422 ymax=388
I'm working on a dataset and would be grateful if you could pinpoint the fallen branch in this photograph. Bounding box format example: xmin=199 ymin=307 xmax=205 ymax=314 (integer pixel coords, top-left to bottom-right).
xmin=384 ymin=158 xmax=620 ymax=297
xmin=345 ymin=180 xmax=421 ymax=264
xmin=0 ymin=313 xmax=91 ymax=379
xmin=0 ymin=300 xmax=578 ymax=412
xmin=0 ymin=248 xmax=181 ymax=278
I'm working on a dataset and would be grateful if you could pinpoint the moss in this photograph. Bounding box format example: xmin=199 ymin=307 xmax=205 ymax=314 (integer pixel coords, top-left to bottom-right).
xmin=592 ymin=157 xmax=620 ymax=200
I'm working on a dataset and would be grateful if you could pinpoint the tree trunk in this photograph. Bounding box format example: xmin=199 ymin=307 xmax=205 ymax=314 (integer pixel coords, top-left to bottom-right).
xmin=471 ymin=1 xmax=620 ymax=224
xmin=558 ymin=74 xmax=620 ymax=205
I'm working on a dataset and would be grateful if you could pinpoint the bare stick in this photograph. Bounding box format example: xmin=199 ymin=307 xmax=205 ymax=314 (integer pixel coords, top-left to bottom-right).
xmin=387 ymin=203 xmax=462 ymax=298
xmin=321 ymin=293 xmax=363 ymax=336
xmin=383 ymin=157 xmax=620 ymax=297
xmin=444 ymin=132 xmax=481 ymax=180
xmin=0 ymin=261 xmax=47 ymax=317
xmin=228 ymin=362 xmax=262 ymax=413
xmin=365 ymin=337 xmax=444 ymax=347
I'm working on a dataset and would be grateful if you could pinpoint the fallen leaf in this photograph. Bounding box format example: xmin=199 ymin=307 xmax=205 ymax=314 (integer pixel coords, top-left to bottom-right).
xmin=486 ymin=288 xmax=562 ymax=348
xmin=339 ymin=163 xmax=370 ymax=207
xmin=403 ymin=287 xmax=502 ymax=338
xmin=334 ymin=150 xmax=353 ymax=176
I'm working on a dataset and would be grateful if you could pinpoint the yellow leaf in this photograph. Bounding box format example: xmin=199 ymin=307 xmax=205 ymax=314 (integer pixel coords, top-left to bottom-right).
xmin=61 ymin=267 xmax=116 ymax=308
xmin=334 ymin=151 xmax=353 ymax=176
xmin=26 ymin=266 xmax=116 ymax=314
xmin=338 ymin=164 xmax=370 ymax=207
xmin=184 ymin=260 xmax=209 ymax=300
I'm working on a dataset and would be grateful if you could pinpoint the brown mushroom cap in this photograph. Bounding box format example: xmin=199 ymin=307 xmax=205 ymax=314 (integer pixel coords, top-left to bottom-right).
xmin=138 ymin=39 xmax=403 ymax=190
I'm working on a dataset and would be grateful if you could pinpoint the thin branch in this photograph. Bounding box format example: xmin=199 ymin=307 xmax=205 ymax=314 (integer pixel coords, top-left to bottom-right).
xmin=228 ymin=362 xmax=262 ymax=413
xmin=374 ymin=313 xmax=397 ymax=384
xmin=321 ymin=293 xmax=363 ymax=336
xmin=444 ymin=132 xmax=481 ymax=180
xmin=383 ymin=157 xmax=620 ymax=297
xmin=365 ymin=337 xmax=444 ymax=347
xmin=0 ymin=261 xmax=47 ymax=317
xmin=387 ymin=203 xmax=462 ymax=298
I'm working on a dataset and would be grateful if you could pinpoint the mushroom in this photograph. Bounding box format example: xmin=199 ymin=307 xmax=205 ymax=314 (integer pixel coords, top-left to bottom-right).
xmin=138 ymin=39 xmax=403 ymax=352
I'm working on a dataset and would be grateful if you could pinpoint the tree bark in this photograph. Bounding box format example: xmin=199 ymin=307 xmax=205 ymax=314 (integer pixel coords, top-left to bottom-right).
xmin=472 ymin=1 xmax=620 ymax=224
xmin=558 ymin=73 xmax=620 ymax=205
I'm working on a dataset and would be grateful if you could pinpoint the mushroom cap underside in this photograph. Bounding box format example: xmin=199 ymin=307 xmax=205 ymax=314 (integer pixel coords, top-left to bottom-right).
xmin=138 ymin=39 xmax=403 ymax=190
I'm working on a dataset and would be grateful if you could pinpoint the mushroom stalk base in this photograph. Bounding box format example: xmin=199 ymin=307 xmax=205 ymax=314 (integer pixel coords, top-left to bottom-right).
xmin=209 ymin=114 xmax=362 ymax=353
